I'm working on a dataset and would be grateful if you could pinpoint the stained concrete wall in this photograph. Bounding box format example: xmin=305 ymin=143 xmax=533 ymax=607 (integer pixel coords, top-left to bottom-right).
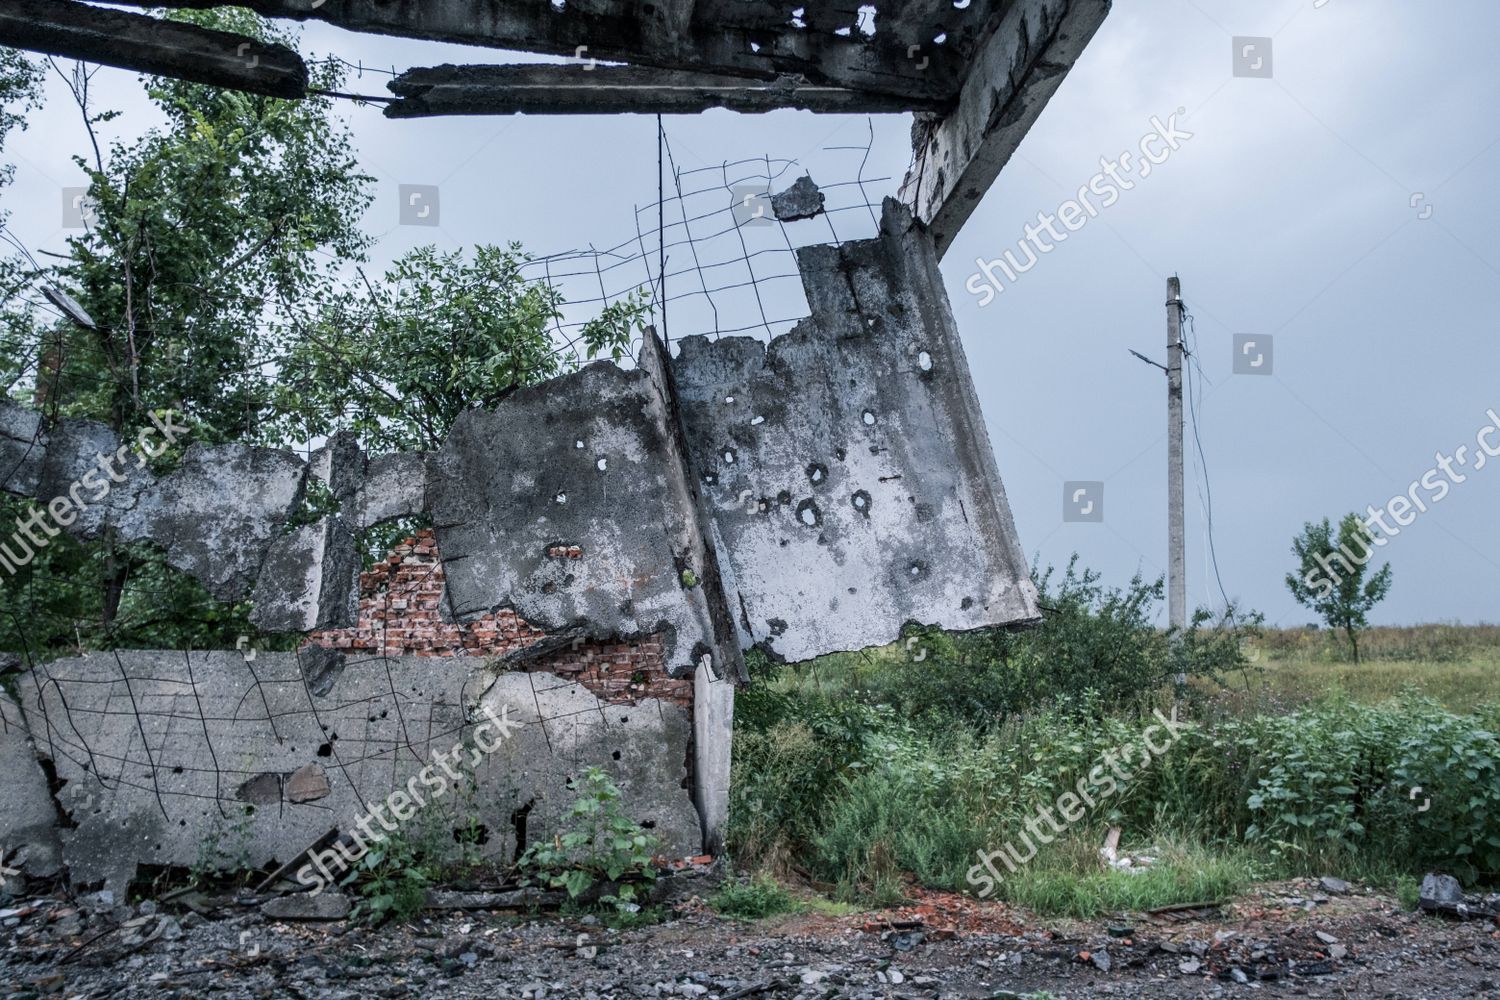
xmin=16 ymin=650 xmax=699 ymax=892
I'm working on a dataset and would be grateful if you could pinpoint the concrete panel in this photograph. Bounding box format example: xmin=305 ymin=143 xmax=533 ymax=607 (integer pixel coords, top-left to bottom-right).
xmin=427 ymin=360 xmax=736 ymax=680
xmin=19 ymin=650 xmax=700 ymax=890
xmin=669 ymin=198 xmax=1039 ymax=662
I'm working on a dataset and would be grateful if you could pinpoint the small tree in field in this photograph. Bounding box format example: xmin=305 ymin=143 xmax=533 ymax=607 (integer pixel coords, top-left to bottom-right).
xmin=1285 ymin=513 xmax=1392 ymax=662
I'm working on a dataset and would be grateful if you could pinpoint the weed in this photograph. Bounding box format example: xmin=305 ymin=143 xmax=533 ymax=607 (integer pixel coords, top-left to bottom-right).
xmin=711 ymin=873 xmax=802 ymax=920
xmin=519 ymin=767 xmax=660 ymax=915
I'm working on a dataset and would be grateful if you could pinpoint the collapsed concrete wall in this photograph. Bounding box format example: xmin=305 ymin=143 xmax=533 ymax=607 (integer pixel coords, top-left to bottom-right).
xmin=0 ymin=196 xmax=1035 ymax=888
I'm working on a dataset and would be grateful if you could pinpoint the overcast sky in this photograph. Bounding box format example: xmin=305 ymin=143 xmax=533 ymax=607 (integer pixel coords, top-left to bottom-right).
xmin=3 ymin=0 xmax=1497 ymax=626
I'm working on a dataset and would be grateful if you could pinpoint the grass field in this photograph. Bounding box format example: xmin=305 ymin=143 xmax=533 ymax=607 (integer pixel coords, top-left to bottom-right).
xmin=1231 ymin=625 xmax=1500 ymax=709
xmin=728 ymin=623 xmax=1500 ymax=920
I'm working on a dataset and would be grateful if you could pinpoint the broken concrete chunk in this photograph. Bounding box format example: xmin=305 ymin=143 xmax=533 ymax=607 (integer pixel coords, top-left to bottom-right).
xmin=771 ymin=174 xmax=825 ymax=221
xmin=0 ymin=691 xmax=64 ymax=878
xmin=119 ymin=443 xmax=306 ymax=599
xmin=250 ymin=516 xmax=359 ymax=632
xmin=347 ymin=451 xmax=426 ymax=529
xmin=285 ymin=763 xmax=331 ymax=803
xmin=23 ymin=650 xmax=701 ymax=892
xmin=428 ymin=360 xmax=734 ymax=678
xmin=261 ymin=892 xmax=351 ymax=921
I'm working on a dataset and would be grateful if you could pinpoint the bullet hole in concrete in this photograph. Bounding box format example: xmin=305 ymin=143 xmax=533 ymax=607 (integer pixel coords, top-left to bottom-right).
xmin=806 ymin=462 xmax=827 ymax=485
xmin=961 ymin=596 xmax=975 ymax=610
xmin=779 ymin=539 xmax=789 ymax=547
xmin=767 ymin=618 xmax=789 ymax=636
xmin=862 ymin=411 xmax=876 ymax=425
xmin=612 ymin=750 xmax=622 ymax=761
xmin=171 ymin=766 xmax=183 ymax=774
xmin=796 ymin=498 xmax=822 ymax=527
xmin=835 ymin=447 xmax=847 ymax=461
xmin=918 ymin=350 xmax=933 ymax=371
xmin=596 ymin=457 xmax=608 ymax=471
xmin=640 ymin=819 xmax=657 ymax=830
xmin=554 ymin=491 xmax=567 ymax=504
xmin=848 ymin=587 xmax=857 ymax=594
xmin=703 ymin=471 xmax=718 ymax=486
xmin=316 ymin=742 xmax=332 ymax=757
xmin=757 ymin=498 xmax=770 ymax=514
xmin=751 ymin=415 xmax=765 ymax=426
xmin=620 ymin=716 xmax=629 ymax=724
xmin=542 ymin=581 xmax=557 ymax=594
xmin=908 ymin=560 xmax=929 ymax=581
xmin=776 ymin=489 xmax=792 ymax=506
xmin=851 ymin=489 xmax=872 ymax=516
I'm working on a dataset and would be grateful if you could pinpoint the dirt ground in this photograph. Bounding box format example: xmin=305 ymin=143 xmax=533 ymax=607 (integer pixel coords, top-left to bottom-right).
xmin=4 ymin=877 xmax=1498 ymax=999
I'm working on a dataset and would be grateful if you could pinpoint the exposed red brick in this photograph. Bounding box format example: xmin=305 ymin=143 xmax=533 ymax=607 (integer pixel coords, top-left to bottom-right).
xmin=307 ymin=529 xmax=691 ymax=708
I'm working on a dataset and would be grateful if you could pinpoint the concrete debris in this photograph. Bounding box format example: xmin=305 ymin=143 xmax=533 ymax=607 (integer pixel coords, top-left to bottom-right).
xmin=771 ymin=174 xmax=826 ymax=221
xmin=261 ymin=893 xmax=351 ymax=921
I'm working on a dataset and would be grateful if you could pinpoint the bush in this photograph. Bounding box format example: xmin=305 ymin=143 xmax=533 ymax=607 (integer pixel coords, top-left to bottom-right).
xmin=519 ymin=767 xmax=660 ymax=914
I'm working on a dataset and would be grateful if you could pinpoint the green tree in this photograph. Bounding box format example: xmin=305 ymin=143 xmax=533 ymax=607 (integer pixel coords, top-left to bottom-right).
xmin=0 ymin=13 xmax=370 ymax=642
xmin=1285 ymin=513 xmax=1392 ymax=662
xmin=270 ymin=244 xmax=644 ymax=452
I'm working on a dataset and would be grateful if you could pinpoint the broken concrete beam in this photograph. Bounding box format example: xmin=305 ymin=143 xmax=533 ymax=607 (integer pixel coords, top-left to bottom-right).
xmin=20 ymin=650 xmax=700 ymax=891
xmin=771 ymin=175 xmax=825 ymax=222
xmin=107 ymin=0 xmax=964 ymax=102
xmin=426 ymin=357 xmax=741 ymax=680
xmin=0 ymin=0 xmax=307 ymax=100
xmin=249 ymin=516 xmax=359 ymax=632
xmin=669 ymin=198 xmax=1039 ymax=663
xmin=900 ymin=0 xmax=1111 ymax=257
xmin=386 ymin=64 xmax=932 ymax=118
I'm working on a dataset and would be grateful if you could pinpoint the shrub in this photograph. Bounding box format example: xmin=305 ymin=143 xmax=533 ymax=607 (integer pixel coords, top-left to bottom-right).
xmin=519 ymin=767 xmax=660 ymax=914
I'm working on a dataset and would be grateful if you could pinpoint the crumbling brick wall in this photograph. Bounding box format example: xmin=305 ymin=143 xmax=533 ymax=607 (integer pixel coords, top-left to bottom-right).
xmin=307 ymin=529 xmax=692 ymax=708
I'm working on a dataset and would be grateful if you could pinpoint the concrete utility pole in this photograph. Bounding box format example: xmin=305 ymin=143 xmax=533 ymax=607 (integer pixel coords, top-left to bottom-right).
xmin=1166 ymin=276 xmax=1187 ymax=665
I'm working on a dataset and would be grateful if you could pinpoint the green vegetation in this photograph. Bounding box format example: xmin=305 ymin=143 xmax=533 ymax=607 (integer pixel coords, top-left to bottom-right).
xmin=1286 ymin=513 xmax=1394 ymax=662
xmin=729 ymin=565 xmax=1500 ymax=919
xmin=519 ymin=767 xmax=661 ymax=916
xmin=0 ymin=18 xmax=642 ymax=660
xmin=710 ymin=872 xmax=803 ymax=920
